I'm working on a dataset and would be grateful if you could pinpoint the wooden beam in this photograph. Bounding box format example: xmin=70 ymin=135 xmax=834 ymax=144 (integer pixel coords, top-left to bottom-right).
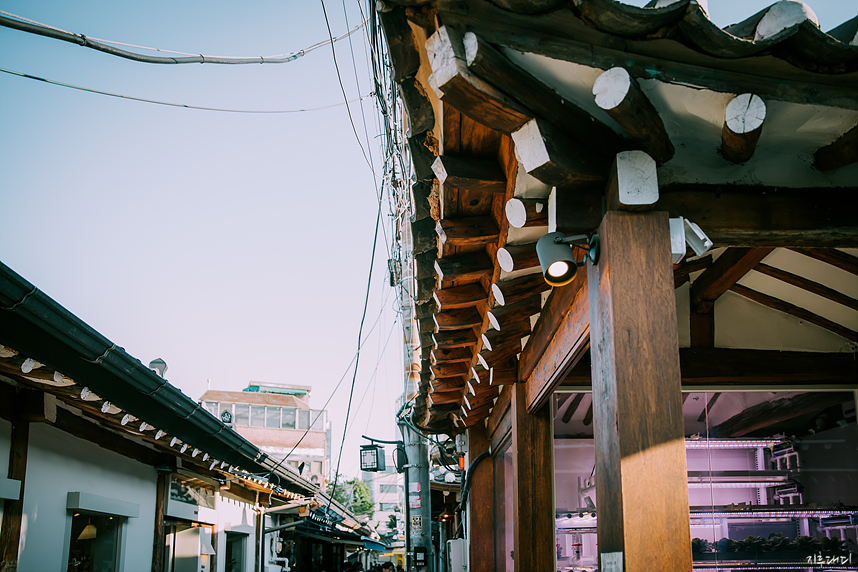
xmin=426 ymin=26 xmax=530 ymax=134
xmin=398 ymin=76 xmax=436 ymax=136
xmin=512 ymin=118 xmax=608 ymax=187
xmin=437 ymin=216 xmax=500 ymax=247
xmin=437 ymin=0 xmax=858 ymax=111
xmin=431 ymin=155 xmax=507 ymax=193
xmin=813 ymin=122 xmax=858 ymax=172
xmin=550 ymin=187 xmax=604 ymax=237
xmin=435 ymin=252 xmax=494 ymax=282
xmin=587 ymin=211 xmax=691 ymax=570
xmin=463 ymin=31 xmax=622 ymax=154
xmin=560 ymin=393 xmax=585 ymax=424
xmin=432 ymin=329 xmax=479 ymax=349
xmin=429 ymin=391 xmax=463 ymax=406
xmin=415 ymin=299 xmax=438 ymax=321
xmin=408 ymin=129 xmax=439 ymax=182
xmin=788 ymin=248 xmax=858 ymax=276
xmin=477 ymin=345 xmax=520 ymax=370
xmin=510 ymin=383 xmax=554 ymax=569
xmin=431 ymin=347 xmax=472 ymax=365
xmin=520 ymin=269 xmax=587 ymax=383
xmin=434 ymin=283 xmax=488 ymax=310
xmin=605 ymin=151 xmax=659 ymax=211
xmin=593 ymin=67 xmax=674 ymax=164
xmin=411 ymin=217 xmax=437 ymax=255
xmin=505 ymin=198 xmax=547 ymax=229
xmin=0 ymin=396 xmax=28 ymax=572
xmin=377 ymin=5 xmax=421 ymax=82
xmin=431 ymin=362 xmax=470 ymax=379
xmin=415 ymin=277 xmax=436 ymax=304
xmin=656 ymin=186 xmax=858 ymax=247
xmin=689 ymin=308 xmax=714 ymax=348
xmin=471 ymin=365 xmax=489 ymax=386
xmin=486 ymin=294 xmax=541 ymax=331
xmin=496 ymin=242 xmax=540 ymax=273
xmin=582 ymin=402 xmax=593 ymax=427
xmin=430 ymin=377 xmax=466 ymax=393
xmin=491 ymin=273 xmax=551 ymax=307
xmin=690 ymin=247 xmax=774 ymax=313
xmin=755 ymin=263 xmax=858 ymax=312
xmin=490 ymin=366 xmax=519 ymax=386
xmin=674 ymin=255 xmax=713 ymax=280
xmin=711 ymin=392 xmax=854 ymax=437
xmin=730 ymin=284 xmax=858 ymax=342
xmin=481 ymin=319 xmax=530 ymax=353
xmin=720 ymin=93 xmax=766 ymax=164
xmin=466 ymin=423 xmax=494 ymax=572
xmin=524 ymin=271 xmax=590 ymax=412
xmin=696 ymin=392 xmax=722 ymax=423
xmin=433 ymin=307 xmax=484 ymax=331
xmin=414 ymin=249 xmax=438 ymax=281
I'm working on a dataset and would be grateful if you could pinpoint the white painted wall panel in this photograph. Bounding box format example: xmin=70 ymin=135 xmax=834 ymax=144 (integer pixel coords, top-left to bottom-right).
xmin=17 ymin=422 xmax=158 ymax=572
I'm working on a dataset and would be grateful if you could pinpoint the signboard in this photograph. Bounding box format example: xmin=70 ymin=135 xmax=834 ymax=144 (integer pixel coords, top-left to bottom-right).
xmin=601 ymin=552 xmax=623 ymax=572
xmin=408 ymin=493 xmax=421 ymax=509
xmin=220 ymin=410 xmax=232 ymax=424
xmin=408 ymin=482 xmax=420 ymax=493
xmin=411 ymin=515 xmax=423 ymax=531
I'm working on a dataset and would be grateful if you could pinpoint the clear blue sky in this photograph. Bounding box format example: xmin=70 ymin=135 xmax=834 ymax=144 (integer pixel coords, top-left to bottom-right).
xmin=0 ymin=0 xmax=853 ymax=478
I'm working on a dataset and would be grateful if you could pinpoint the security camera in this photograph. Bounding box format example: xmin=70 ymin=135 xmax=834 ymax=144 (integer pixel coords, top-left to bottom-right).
xmin=669 ymin=217 xmax=713 ymax=264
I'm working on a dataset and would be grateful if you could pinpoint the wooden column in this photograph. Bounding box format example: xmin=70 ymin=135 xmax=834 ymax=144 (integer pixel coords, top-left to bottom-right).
xmin=467 ymin=423 xmax=494 ymax=572
xmin=0 ymin=407 xmax=28 ymax=572
xmin=151 ymin=470 xmax=169 ymax=572
xmin=587 ymin=211 xmax=691 ymax=571
xmin=510 ymin=383 xmax=554 ymax=571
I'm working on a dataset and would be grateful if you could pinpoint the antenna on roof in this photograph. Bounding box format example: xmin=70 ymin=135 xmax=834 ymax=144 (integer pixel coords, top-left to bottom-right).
xmin=149 ymin=358 xmax=167 ymax=378
xmin=207 ymin=378 xmax=211 ymax=390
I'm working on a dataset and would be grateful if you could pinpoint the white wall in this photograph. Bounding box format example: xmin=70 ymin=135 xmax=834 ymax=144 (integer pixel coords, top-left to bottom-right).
xmin=17 ymin=422 xmax=158 ymax=572
xmin=0 ymin=417 xmax=10 ymax=525
xmin=215 ymin=493 xmax=257 ymax=572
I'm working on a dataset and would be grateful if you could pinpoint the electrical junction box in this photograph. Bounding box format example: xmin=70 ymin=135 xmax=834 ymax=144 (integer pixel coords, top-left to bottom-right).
xmin=448 ymin=539 xmax=467 ymax=572
xmin=414 ymin=546 xmax=428 ymax=567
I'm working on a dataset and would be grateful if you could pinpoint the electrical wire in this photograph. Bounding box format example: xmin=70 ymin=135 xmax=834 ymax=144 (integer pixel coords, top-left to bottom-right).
xmin=0 ymin=11 xmax=366 ymax=65
xmin=319 ymin=0 xmax=380 ymax=180
xmin=0 ymin=66 xmax=368 ymax=113
xmin=327 ymin=200 xmax=383 ymax=514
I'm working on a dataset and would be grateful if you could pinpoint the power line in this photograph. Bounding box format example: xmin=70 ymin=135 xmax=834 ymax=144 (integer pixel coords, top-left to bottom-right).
xmin=0 ymin=11 xmax=366 ymax=65
xmin=0 ymin=66 xmax=368 ymax=113
xmin=319 ymin=0 xmax=380 ymax=180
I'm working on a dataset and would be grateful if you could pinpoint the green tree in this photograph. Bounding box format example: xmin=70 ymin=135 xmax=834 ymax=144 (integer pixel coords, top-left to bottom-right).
xmin=331 ymin=475 xmax=374 ymax=518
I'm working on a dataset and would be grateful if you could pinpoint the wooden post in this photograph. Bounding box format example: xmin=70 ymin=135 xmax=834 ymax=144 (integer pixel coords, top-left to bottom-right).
xmin=0 ymin=411 xmax=27 ymax=572
xmin=587 ymin=211 xmax=691 ymax=571
xmin=151 ymin=470 xmax=169 ymax=572
xmin=510 ymin=383 xmax=554 ymax=571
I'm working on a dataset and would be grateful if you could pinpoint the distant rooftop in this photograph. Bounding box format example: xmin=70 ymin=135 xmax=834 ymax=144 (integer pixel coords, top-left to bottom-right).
xmin=243 ymin=382 xmax=312 ymax=397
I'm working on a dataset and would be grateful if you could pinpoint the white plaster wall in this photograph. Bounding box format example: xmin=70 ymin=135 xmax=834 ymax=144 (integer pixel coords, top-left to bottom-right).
xmin=215 ymin=493 xmax=256 ymax=572
xmin=0 ymin=417 xmax=10 ymax=525
xmin=17 ymin=422 xmax=157 ymax=572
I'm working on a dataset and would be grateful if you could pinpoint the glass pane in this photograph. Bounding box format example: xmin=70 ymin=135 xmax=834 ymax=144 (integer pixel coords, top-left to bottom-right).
xmin=495 ymin=440 xmax=514 ymax=572
xmin=298 ymin=410 xmax=310 ymax=430
xmin=68 ymin=513 xmax=120 ymax=571
xmin=311 ymin=410 xmax=325 ymax=431
xmin=250 ymin=405 xmax=265 ymax=428
xmin=266 ymin=407 xmax=280 ymax=428
xmin=282 ymin=408 xmax=296 ymax=429
xmin=204 ymin=401 xmax=218 ymax=415
xmin=234 ymin=404 xmax=249 ymax=426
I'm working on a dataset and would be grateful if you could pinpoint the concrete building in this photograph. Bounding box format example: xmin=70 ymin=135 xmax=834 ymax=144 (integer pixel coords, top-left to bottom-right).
xmin=199 ymin=383 xmax=331 ymax=488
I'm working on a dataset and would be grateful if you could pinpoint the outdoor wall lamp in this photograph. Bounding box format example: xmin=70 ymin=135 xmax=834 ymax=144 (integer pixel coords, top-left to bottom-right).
xmin=536 ymin=232 xmax=600 ymax=287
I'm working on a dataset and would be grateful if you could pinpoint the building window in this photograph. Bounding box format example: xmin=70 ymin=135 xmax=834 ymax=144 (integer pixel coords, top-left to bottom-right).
xmin=203 ymin=401 xmax=218 ymax=416
xmin=67 ymin=513 xmax=122 ymax=571
xmin=312 ymin=461 xmax=323 ymax=475
xmin=250 ymin=405 xmax=265 ymax=428
xmin=282 ymin=408 xmax=296 ymax=429
xmin=225 ymin=532 xmax=247 ymax=572
xmin=298 ymin=410 xmax=310 ymax=430
xmin=266 ymin=407 xmax=281 ymax=428
xmin=379 ymin=503 xmax=400 ymax=512
xmin=311 ymin=410 xmax=325 ymax=431
xmin=380 ymin=484 xmax=401 ymax=494
xmin=234 ymin=404 xmax=250 ymax=426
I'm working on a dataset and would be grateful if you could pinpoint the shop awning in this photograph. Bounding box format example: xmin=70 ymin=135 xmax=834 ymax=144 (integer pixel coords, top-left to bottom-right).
xmin=362 ymin=537 xmax=387 ymax=551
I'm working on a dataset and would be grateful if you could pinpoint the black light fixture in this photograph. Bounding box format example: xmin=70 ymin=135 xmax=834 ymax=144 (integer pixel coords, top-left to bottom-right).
xmin=536 ymin=232 xmax=600 ymax=287
xmin=360 ymin=443 xmax=386 ymax=472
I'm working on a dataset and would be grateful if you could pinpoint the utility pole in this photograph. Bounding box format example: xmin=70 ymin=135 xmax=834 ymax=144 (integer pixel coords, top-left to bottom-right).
xmin=400 ymin=421 xmax=433 ymax=572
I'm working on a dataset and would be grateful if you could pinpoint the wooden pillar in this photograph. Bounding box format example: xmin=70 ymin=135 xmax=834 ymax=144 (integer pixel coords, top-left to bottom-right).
xmin=466 ymin=424 xmax=493 ymax=572
xmin=510 ymin=383 xmax=554 ymax=571
xmin=587 ymin=211 xmax=691 ymax=571
xmin=0 ymin=408 xmax=28 ymax=572
xmin=151 ymin=470 xmax=169 ymax=572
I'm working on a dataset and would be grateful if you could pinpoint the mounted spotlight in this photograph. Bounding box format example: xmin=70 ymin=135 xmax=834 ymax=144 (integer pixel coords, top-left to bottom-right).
xmin=536 ymin=232 xmax=600 ymax=287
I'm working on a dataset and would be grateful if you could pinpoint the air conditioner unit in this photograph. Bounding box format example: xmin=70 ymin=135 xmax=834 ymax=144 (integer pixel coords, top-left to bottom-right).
xmin=448 ymin=539 xmax=467 ymax=572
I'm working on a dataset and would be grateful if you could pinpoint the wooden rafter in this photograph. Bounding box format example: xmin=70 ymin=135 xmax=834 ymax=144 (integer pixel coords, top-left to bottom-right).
xmin=754 ymin=263 xmax=858 ymax=312
xmin=496 ymin=242 xmax=539 ymax=273
xmin=486 ymin=294 xmax=541 ymax=331
xmin=432 ymin=329 xmax=479 ymax=349
xmin=433 ymin=307 xmax=484 ymax=331
xmin=560 ymin=393 xmax=585 ymax=424
xmin=435 ymin=252 xmax=494 ymax=282
xmin=720 ymin=93 xmax=766 ymax=164
xmin=690 ymin=247 xmax=774 ymax=313
xmin=436 ymin=216 xmax=500 ymax=247
xmin=431 ymin=155 xmax=507 ymax=193
xmin=730 ymin=284 xmax=858 ymax=342
xmin=433 ymin=283 xmax=488 ymax=310
xmin=788 ymin=248 xmax=858 ymax=276
xmin=505 ymin=197 xmax=547 ymax=229
xmin=512 ymin=118 xmax=607 ymax=187
xmin=481 ymin=319 xmax=530 ymax=353
xmin=491 ymin=273 xmax=551 ymax=306
xmin=813 ymin=122 xmax=858 ymax=172
xmin=431 ymin=347 xmax=472 ymax=365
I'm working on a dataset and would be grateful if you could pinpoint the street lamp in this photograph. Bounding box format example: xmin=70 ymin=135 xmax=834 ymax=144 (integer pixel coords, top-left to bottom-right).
xmin=360 ymin=443 xmax=386 ymax=472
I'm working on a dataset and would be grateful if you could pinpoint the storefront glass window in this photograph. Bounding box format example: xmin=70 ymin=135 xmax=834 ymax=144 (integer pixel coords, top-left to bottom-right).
xmin=495 ymin=439 xmax=514 ymax=572
xmin=67 ymin=513 xmax=121 ymax=571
